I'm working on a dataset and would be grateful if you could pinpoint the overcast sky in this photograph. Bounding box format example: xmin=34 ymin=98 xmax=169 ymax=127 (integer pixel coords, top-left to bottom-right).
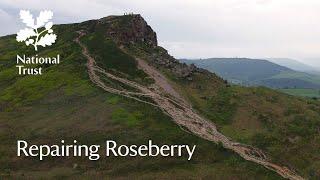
xmin=0 ymin=0 xmax=319 ymax=67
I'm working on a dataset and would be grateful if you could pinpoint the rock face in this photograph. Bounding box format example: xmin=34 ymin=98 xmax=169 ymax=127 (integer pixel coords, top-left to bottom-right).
xmin=130 ymin=15 xmax=158 ymax=46
xmin=97 ymin=14 xmax=212 ymax=80
xmin=150 ymin=49 xmax=205 ymax=79
xmin=99 ymin=14 xmax=157 ymax=47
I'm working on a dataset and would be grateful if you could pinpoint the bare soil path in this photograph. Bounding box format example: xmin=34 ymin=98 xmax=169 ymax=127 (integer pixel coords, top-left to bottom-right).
xmin=75 ymin=32 xmax=304 ymax=180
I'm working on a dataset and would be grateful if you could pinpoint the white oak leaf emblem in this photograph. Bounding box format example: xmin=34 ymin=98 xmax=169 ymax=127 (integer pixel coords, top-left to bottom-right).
xmin=16 ymin=10 xmax=57 ymax=51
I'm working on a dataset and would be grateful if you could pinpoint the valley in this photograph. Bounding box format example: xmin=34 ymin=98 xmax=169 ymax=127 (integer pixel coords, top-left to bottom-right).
xmin=0 ymin=14 xmax=319 ymax=179
xmin=181 ymin=58 xmax=320 ymax=98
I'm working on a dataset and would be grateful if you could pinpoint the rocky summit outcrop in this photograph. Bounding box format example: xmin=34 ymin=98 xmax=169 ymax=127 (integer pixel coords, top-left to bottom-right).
xmin=99 ymin=14 xmax=157 ymax=47
xmin=93 ymin=14 xmax=213 ymax=80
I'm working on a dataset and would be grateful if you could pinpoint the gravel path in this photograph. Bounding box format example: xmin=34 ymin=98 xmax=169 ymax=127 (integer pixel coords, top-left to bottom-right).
xmin=75 ymin=32 xmax=304 ymax=180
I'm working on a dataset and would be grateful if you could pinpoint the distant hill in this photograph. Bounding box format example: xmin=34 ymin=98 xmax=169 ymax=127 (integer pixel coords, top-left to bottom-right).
xmin=1 ymin=15 xmax=320 ymax=179
xmin=266 ymin=58 xmax=320 ymax=74
xmin=180 ymin=58 xmax=320 ymax=88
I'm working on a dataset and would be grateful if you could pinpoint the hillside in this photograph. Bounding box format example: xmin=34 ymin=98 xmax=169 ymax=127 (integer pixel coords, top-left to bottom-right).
xmin=1 ymin=14 xmax=320 ymax=179
xmin=181 ymin=58 xmax=320 ymax=89
xmin=266 ymin=58 xmax=320 ymax=74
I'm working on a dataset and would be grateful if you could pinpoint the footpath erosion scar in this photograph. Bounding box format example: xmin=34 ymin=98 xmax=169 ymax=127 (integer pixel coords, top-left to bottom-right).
xmin=75 ymin=32 xmax=304 ymax=180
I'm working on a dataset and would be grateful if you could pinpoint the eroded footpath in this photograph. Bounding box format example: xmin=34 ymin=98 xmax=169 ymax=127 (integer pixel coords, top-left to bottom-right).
xmin=75 ymin=32 xmax=304 ymax=180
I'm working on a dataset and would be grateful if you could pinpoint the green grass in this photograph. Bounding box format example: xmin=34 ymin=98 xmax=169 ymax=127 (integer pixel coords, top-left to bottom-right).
xmin=129 ymin=36 xmax=320 ymax=179
xmin=0 ymin=20 xmax=283 ymax=179
xmin=111 ymin=108 xmax=142 ymax=127
xmin=280 ymin=88 xmax=320 ymax=98
xmin=1 ymin=14 xmax=320 ymax=179
xmin=270 ymin=71 xmax=320 ymax=85
xmin=81 ymin=30 xmax=148 ymax=82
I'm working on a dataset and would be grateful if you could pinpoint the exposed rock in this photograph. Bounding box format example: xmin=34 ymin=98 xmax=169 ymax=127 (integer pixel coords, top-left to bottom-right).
xmin=99 ymin=14 xmax=157 ymax=47
xmin=146 ymin=47 xmax=205 ymax=79
xmin=98 ymin=14 xmax=212 ymax=80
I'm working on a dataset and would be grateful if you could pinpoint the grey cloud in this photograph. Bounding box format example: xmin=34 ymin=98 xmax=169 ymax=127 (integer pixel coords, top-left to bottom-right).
xmin=0 ymin=0 xmax=319 ymax=66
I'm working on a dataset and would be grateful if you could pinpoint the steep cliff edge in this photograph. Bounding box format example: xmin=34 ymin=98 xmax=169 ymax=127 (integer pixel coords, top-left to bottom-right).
xmin=0 ymin=14 xmax=319 ymax=179
xmin=80 ymin=14 xmax=215 ymax=80
xmin=79 ymin=15 xmax=320 ymax=179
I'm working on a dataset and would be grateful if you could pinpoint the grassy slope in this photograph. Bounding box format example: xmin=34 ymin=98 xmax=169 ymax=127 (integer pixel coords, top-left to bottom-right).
xmin=172 ymin=70 xmax=320 ymax=179
xmin=271 ymin=71 xmax=320 ymax=83
xmin=131 ymin=40 xmax=320 ymax=179
xmin=0 ymin=23 xmax=281 ymax=179
xmin=280 ymin=88 xmax=320 ymax=98
xmin=273 ymin=71 xmax=320 ymax=98
xmin=182 ymin=59 xmax=320 ymax=93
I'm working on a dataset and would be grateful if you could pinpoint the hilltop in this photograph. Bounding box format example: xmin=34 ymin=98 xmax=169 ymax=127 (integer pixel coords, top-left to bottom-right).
xmin=0 ymin=14 xmax=319 ymax=179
